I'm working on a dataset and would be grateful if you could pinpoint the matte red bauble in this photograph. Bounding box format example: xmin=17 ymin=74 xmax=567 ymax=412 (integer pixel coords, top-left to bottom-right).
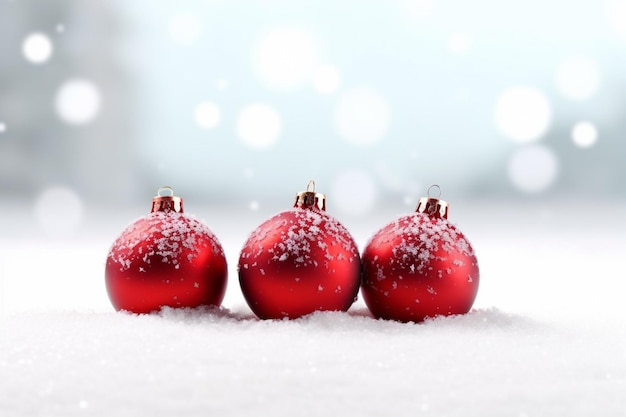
xmin=361 ymin=186 xmax=479 ymax=322
xmin=105 ymin=186 xmax=227 ymax=313
xmin=238 ymin=181 xmax=361 ymax=319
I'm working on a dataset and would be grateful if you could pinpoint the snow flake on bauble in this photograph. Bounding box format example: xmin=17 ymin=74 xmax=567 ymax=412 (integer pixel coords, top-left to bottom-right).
xmin=239 ymin=208 xmax=358 ymax=270
xmin=108 ymin=211 xmax=223 ymax=272
xmin=366 ymin=213 xmax=475 ymax=281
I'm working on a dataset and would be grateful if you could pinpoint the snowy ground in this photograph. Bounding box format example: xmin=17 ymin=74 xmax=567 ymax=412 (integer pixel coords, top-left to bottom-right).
xmin=1 ymin=201 xmax=625 ymax=416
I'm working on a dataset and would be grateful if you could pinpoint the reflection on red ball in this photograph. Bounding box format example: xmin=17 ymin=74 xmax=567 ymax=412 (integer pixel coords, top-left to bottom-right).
xmin=105 ymin=212 xmax=227 ymax=313
xmin=361 ymin=213 xmax=479 ymax=322
xmin=238 ymin=207 xmax=361 ymax=319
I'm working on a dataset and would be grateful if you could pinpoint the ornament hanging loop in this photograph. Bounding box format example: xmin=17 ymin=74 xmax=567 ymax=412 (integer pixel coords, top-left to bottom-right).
xmin=157 ymin=185 xmax=175 ymax=197
xmin=295 ymin=180 xmax=326 ymax=211
xmin=427 ymin=184 xmax=442 ymax=199
xmin=416 ymin=184 xmax=448 ymax=219
xmin=152 ymin=185 xmax=184 ymax=213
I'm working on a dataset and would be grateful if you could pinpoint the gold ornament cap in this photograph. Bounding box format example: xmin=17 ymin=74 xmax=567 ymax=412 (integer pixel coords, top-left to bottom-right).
xmin=151 ymin=186 xmax=184 ymax=213
xmin=416 ymin=184 xmax=449 ymax=219
xmin=294 ymin=180 xmax=326 ymax=211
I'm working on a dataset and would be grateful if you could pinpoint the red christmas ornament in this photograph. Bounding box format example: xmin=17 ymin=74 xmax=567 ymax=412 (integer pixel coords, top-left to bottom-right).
xmin=361 ymin=185 xmax=479 ymax=322
xmin=105 ymin=186 xmax=227 ymax=313
xmin=238 ymin=181 xmax=361 ymax=319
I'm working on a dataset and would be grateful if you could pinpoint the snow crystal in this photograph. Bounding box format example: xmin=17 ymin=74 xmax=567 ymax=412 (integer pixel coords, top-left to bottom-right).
xmin=240 ymin=207 xmax=359 ymax=271
xmin=368 ymin=213 xmax=477 ymax=283
xmin=107 ymin=212 xmax=224 ymax=272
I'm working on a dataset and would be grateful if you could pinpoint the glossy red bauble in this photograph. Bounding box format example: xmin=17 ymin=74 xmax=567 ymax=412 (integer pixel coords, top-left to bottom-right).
xmin=238 ymin=182 xmax=361 ymax=319
xmin=361 ymin=190 xmax=479 ymax=322
xmin=105 ymin=187 xmax=227 ymax=313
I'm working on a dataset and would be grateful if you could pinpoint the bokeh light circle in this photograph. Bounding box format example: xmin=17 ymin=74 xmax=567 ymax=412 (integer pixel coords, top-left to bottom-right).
xmin=236 ymin=103 xmax=282 ymax=149
xmin=34 ymin=186 xmax=84 ymax=235
xmin=22 ymin=32 xmax=53 ymax=64
xmin=605 ymin=0 xmax=626 ymax=40
xmin=331 ymin=170 xmax=378 ymax=216
xmin=335 ymin=87 xmax=391 ymax=146
xmin=313 ymin=66 xmax=340 ymax=94
xmin=449 ymin=32 xmax=471 ymax=55
xmin=403 ymin=0 xmax=436 ymax=19
xmin=508 ymin=145 xmax=559 ymax=193
xmin=55 ymin=80 xmax=101 ymax=125
xmin=495 ymin=86 xmax=552 ymax=143
xmin=194 ymin=102 xmax=221 ymax=129
xmin=168 ymin=13 xmax=202 ymax=45
xmin=253 ymin=28 xmax=318 ymax=91
xmin=571 ymin=121 xmax=598 ymax=148
xmin=555 ymin=56 xmax=601 ymax=101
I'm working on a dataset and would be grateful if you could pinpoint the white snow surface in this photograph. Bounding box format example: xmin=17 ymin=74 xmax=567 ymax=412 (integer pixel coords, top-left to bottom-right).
xmin=1 ymin=201 xmax=626 ymax=416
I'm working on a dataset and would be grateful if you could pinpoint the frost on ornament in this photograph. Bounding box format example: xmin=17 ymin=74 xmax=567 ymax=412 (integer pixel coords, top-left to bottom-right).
xmin=108 ymin=212 xmax=224 ymax=272
xmin=373 ymin=214 xmax=476 ymax=277
xmin=238 ymin=181 xmax=361 ymax=319
xmin=240 ymin=209 xmax=358 ymax=270
xmin=105 ymin=187 xmax=228 ymax=314
xmin=361 ymin=188 xmax=480 ymax=322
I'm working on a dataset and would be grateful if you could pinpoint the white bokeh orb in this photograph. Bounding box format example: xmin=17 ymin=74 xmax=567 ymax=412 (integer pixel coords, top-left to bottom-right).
xmin=168 ymin=13 xmax=202 ymax=45
xmin=571 ymin=121 xmax=598 ymax=148
xmin=236 ymin=103 xmax=282 ymax=149
xmin=335 ymin=87 xmax=391 ymax=146
xmin=605 ymin=0 xmax=626 ymax=40
xmin=0 ymin=122 xmax=6 ymax=133
xmin=331 ymin=170 xmax=378 ymax=216
xmin=449 ymin=32 xmax=472 ymax=55
xmin=508 ymin=145 xmax=559 ymax=193
xmin=22 ymin=32 xmax=53 ymax=64
xmin=253 ymin=28 xmax=318 ymax=91
xmin=495 ymin=86 xmax=552 ymax=143
xmin=555 ymin=56 xmax=601 ymax=101
xmin=313 ymin=65 xmax=340 ymax=94
xmin=403 ymin=0 xmax=436 ymax=18
xmin=55 ymin=79 xmax=101 ymax=125
xmin=34 ymin=186 xmax=84 ymax=236
xmin=194 ymin=102 xmax=221 ymax=129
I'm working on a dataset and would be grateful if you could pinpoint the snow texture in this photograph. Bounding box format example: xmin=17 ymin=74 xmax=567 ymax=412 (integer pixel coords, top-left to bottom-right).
xmin=1 ymin=203 xmax=626 ymax=416
xmin=239 ymin=207 xmax=359 ymax=270
xmin=368 ymin=213 xmax=476 ymax=276
xmin=1 ymin=308 xmax=624 ymax=417
xmin=108 ymin=212 xmax=224 ymax=271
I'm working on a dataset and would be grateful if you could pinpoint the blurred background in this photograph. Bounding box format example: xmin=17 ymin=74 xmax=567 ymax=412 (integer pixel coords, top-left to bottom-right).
xmin=2 ymin=0 xmax=626 ymax=318
xmin=1 ymin=0 xmax=626 ymax=235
